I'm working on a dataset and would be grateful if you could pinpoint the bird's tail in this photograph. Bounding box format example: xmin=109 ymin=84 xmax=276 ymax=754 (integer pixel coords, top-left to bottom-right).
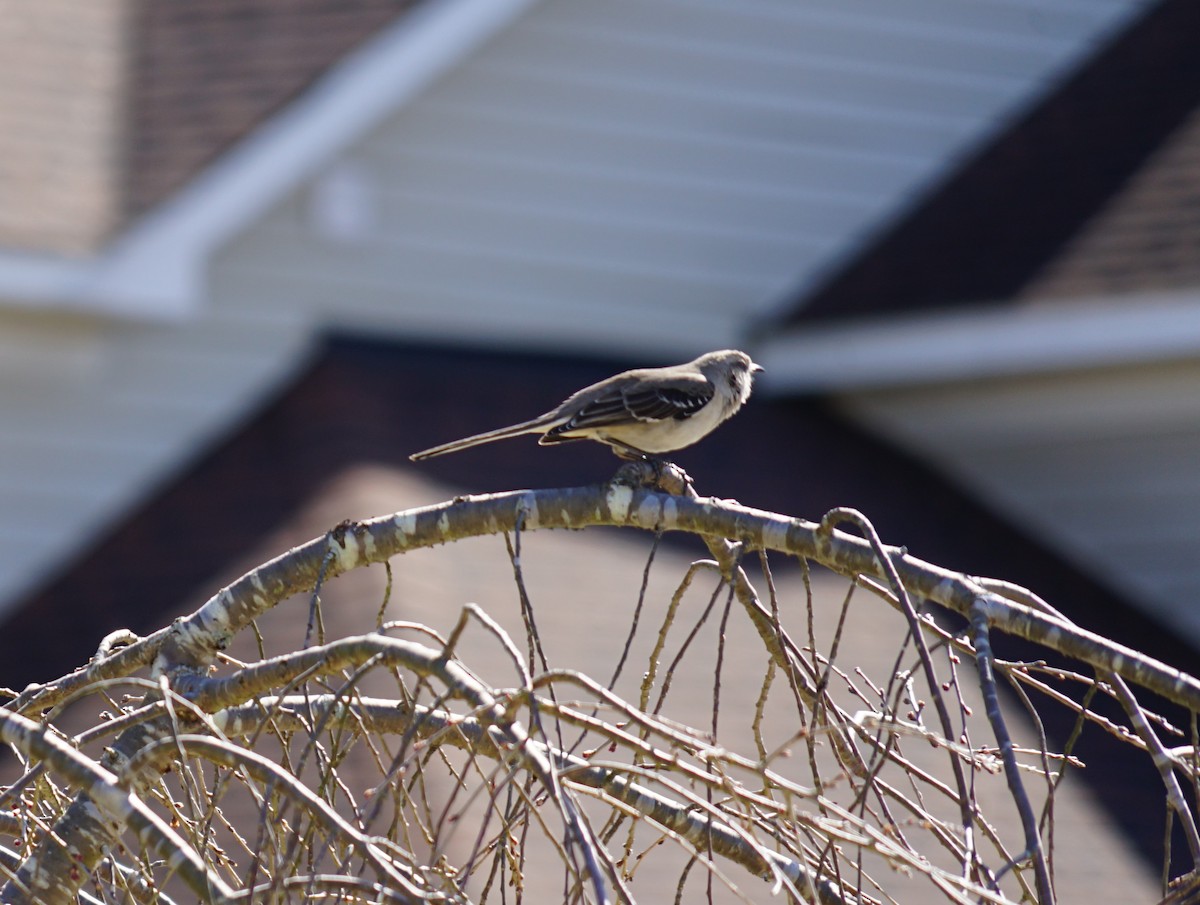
xmin=409 ymin=417 xmax=555 ymax=461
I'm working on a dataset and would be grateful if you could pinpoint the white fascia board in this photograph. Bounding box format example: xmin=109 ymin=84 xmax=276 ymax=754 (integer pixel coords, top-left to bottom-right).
xmin=757 ymin=289 xmax=1200 ymax=393
xmin=0 ymin=0 xmax=543 ymax=320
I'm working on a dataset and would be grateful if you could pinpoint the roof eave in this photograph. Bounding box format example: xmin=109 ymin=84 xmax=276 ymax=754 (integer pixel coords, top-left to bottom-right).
xmin=759 ymin=288 xmax=1200 ymax=394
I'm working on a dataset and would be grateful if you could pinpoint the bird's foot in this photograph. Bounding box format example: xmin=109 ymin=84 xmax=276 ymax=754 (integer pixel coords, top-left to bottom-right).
xmin=612 ymin=458 xmax=693 ymax=495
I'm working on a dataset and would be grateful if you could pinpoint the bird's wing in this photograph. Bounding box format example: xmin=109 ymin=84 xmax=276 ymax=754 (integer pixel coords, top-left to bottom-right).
xmin=547 ymin=374 xmax=714 ymax=439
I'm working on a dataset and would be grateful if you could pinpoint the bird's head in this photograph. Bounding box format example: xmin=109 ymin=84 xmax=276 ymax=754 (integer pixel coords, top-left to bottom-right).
xmin=697 ymin=349 xmax=762 ymax=403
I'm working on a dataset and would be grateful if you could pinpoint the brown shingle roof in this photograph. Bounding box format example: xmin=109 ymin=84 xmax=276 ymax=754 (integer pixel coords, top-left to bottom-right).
xmin=127 ymin=0 xmax=420 ymax=216
xmin=0 ymin=2 xmax=129 ymax=253
xmin=1020 ymin=102 xmax=1200 ymax=300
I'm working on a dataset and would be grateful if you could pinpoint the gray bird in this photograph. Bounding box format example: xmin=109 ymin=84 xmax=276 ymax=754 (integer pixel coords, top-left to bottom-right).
xmin=409 ymin=349 xmax=762 ymax=461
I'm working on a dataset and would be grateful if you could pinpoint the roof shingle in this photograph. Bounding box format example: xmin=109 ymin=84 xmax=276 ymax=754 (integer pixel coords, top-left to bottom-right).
xmin=1021 ymin=102 xmax=1200 ymax=300
xmin=127 ymin=0 xmax=419 ymax=216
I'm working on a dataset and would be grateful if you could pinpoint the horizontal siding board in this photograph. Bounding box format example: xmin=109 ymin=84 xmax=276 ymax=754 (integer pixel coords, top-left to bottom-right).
xmin=0 ymin=481 xmax=130 ymax=525
xmin=354 ymin=145 xmax=863 ymax=246
xmin=0 ymin=399 xmax=202 ymax=451
xmin=841 ymin=362 xmax=1200 ymax=450
xmin=385 ymin=102 xmax=926 ymax=195
xmin=102 ymin=333 xmax=308 ymax=409
xmin=0 ymin=429 xmax=178 ymax=476
xmin=471 ymin=43 xmax=985 ymax=131
xmin=976 ymin=431 xmax=1200 ymax=490
xmin=1002 ymin=478 xmax=1200 ymax=545
xmin=301 ymin=186 xmax=821 ymax=281
xmin=0 ymin=379 xmax=213 ymax=444
xmin=364 ymin=181 xmax=828 ymax=254
xmin=211 ymin=262 xmax=745 ymax=356
xmin=529 ymin=0 xmax=1134 ymax=77
xmin=225 ymin=224 xmax=779 ymax=307
xmin=511 ymin=22 xmax=1025 ymax=119
xmin=775 ymin=0 xmax=1134 ymax=38
xmin=429 ymin=65 xmax=973 ymax=160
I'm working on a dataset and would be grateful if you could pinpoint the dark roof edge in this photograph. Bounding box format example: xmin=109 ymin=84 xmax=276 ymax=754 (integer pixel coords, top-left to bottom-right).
xmin=778 ymin=0 xmax=1200 ymax=325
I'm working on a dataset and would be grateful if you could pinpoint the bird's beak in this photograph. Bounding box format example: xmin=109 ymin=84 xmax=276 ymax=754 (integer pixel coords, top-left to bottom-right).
xmin=751 ymin=363 xmax=765 ymax=374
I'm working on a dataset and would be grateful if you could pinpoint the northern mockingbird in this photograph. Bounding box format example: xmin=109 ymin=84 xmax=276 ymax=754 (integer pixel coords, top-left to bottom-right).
xmin=410 ymin=349 xmax=762 ymax=461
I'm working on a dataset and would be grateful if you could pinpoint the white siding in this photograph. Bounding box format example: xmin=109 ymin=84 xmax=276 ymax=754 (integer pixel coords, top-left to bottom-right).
xmin=0 ymin=309 xmax=312 ymax=606
xmin=839 ymin=360 xmax=1200 ymax=640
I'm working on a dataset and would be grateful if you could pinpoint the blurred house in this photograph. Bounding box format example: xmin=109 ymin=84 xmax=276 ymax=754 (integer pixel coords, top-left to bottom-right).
xmin=0 ymin=0 xmax=1195 ymax=896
